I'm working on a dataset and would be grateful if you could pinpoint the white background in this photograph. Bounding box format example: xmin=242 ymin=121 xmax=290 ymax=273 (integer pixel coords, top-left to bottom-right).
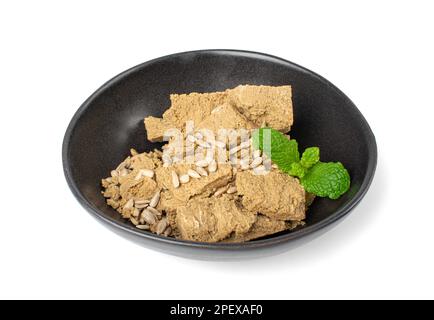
xmin=1 ymin=1 xmax=433 ymax=300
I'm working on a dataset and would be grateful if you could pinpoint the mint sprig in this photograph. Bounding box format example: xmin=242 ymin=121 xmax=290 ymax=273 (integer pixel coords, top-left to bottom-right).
xmin=301 ymin=162 xmax=350 ymax=200
xmin=300 ymin=147 xmax=319 ymax=169
xmin=252 ymin=128 xmax=350 ymax=199
xmin=251 ymin=128 xmax=299 ymax=173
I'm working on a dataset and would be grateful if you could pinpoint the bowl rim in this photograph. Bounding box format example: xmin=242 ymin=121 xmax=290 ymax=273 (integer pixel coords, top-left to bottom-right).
xmin=62 ymin=49 xmax=377 ymax=250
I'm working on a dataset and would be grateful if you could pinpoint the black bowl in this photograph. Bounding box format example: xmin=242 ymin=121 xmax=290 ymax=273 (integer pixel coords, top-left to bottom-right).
xmin=63 ymin=50 xmax=377 ymax=255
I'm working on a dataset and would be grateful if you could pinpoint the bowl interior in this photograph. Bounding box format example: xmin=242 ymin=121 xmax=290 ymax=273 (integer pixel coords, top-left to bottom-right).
xmin=64 ymin=50 xmax=376 ymax=247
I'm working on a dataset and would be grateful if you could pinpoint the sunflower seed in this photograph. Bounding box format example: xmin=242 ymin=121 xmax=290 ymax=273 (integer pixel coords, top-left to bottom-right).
xmin=179 ymin=174 xmax=190 ymax=184
xmin=195 ymin=166 xmax=208 ymax=176
xmin=250 ymin=157 xmax=263 ymax=168
xmin=195 ymin=159 xmax=209 ymax=167
xmin=194 ymin=132 xmax=203 ymax=140
xmin=142 ymin=169 xmax=155 ymax=178
xmin=135 ymin=169 xmax=154 ymax=180
xmin=130 ymin=217 xmax=139 ymax=225
xmin=171 ymin=171 xmax=180 ymax=188
xmin=162 ymin=153 xmax=172 ymax=161
xmin=124 ymin=198 xmax=134 ymax=209
xmin=149 ymin=190 xmax=160 ymax=208
xmin=214 ymin=186 xmax=228 ymax=197
xmin=106 ymin=198 xmax=119 ymax=209
xmin=227 ymin=186 xmax=237 ymax=194
xmin=116 ymin=162 xmax=125 ymax=171
xmin=214 ymin=141 xmax=226 ymax=149
xmin=240 ymin=158 xmax=250 ymax=170
xmin=112 ymin=192 xmax=120 ymax=201
xmin=134 ymin=199 xmax=149 ymax=207
xmin=229 ymin=145 xmax=241 ymax=155
xmin=196 ymin=140 xmax=211 ymax=148
xmin=146 ymin=206 xmax=161 ymax=216
xmin=130 ymin=148 xmax=138 ymax=156
xmin=253 ymin=165 xmax=268 ymax=175
xmin=240 ymin=140 xmax=251 ymax=149
xmin=156 ymin=218 xmax=168 ymax=235
xmin=272 ymin=164 xmax=278 ymax=169
xmin=163 ymin=226 xmax=172 ymax=237
xmin=132 ymin=207 xmax=141 ymax=218
xmin=135 ymin=203 xmax=148 ymax=209
xmin=138 ymin=213 xmax=146 ymax=224
xmin=241 ymin=164 xmax=250 ymax=170
xmin=136 ymin=224 xmax=150 ymax=230
xmin=195 ymin=147 xmax=205 ymax=159
xmin=111 ymin=170 xmax=119 ymax=177
xmin=253 ymin=149 xmax=261 ymax=159
xmin=119 ymin=168 xmax=129 ymax=177
xmin=208 ymin=159 xmax=217 ymax=172
xmin=125 ymin=157 xmax=132 ymax=168
xmin=141 ymin=209 xmax=157 ymax=225
xmin=186 ymin=134 xmax=196 ymax=143
xmin=187 ymin=169 xmax=201 ymax=179
xmin=162 ymin=154 xmax=172 ymax=166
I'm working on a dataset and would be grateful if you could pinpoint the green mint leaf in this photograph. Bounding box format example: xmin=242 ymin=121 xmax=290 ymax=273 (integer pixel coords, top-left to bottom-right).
xmin=301 ymin=162 xmax=351 ymax=200
xmin=252 ymin=128 xmax=351 ymax=199
xmin=289 ymin=162 xmax=307 ymax=178
xmin=252 ymin=128 xmax=299 ymax=173
xmin=300 ymin=147 xmax=320 ymax=169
